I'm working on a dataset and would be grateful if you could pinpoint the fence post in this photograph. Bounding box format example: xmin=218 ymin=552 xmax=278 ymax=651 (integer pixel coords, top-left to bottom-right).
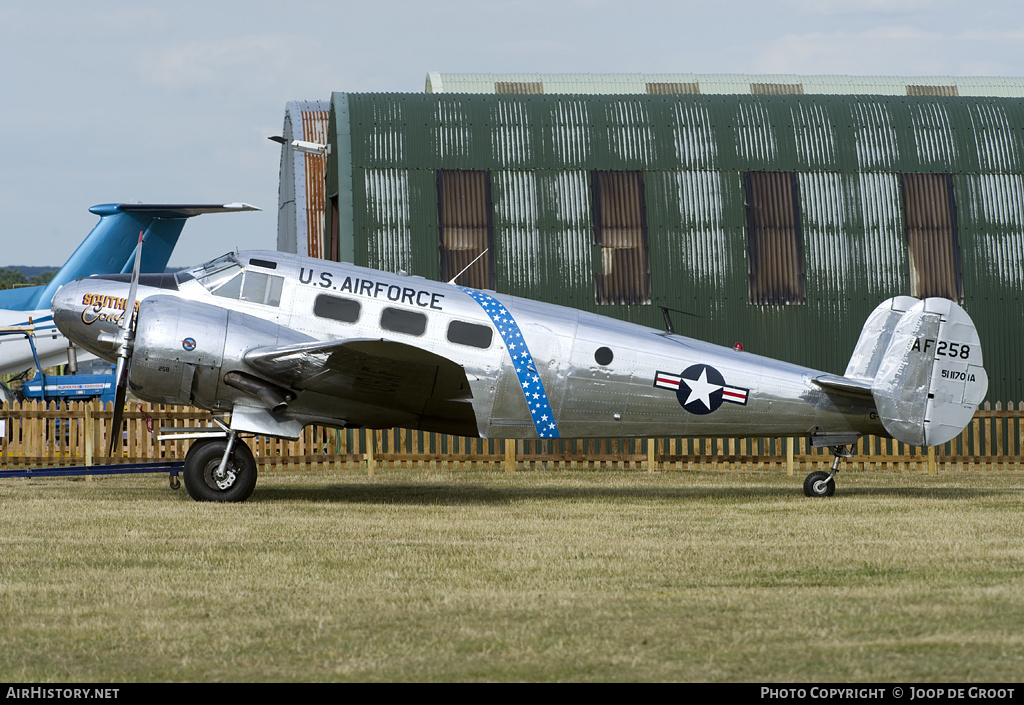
xmin=647 ymin=438 xmax=655 ymax=472
xmin=504 ymin=438 xmax=515 ymax=473
xmin=927 ymin=445 xmax=936 ymax=476
xmin=1 ymin=406 xmax=7 ymax=471
xmin=366 ymin=429 xmax=376 ymax=477
xmin=786 ymin=437 xmax=795 ymax=476
xmin=84 ymin=401 xmax=94 ymax=467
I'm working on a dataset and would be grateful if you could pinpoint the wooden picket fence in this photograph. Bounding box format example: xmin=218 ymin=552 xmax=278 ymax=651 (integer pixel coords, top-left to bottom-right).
xmin=1 ymin=400 xmax=1021 ymax=475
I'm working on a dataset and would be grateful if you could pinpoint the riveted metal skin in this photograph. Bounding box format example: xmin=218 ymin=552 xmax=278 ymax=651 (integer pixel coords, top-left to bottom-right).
xmin=51 ymin=249 xmax=987 ymax=450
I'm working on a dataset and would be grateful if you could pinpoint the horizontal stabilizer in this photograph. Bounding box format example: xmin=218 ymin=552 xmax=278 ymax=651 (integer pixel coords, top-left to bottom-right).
xmin=115 ymin=203 xmax=260 ymax=218
xmin=812 ymin=374 xmax=873 ymax=397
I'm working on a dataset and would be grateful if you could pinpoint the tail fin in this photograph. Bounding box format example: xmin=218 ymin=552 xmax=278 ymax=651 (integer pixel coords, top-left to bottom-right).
xmin=862 ymin=297 xmax=988 ymax=446
xmin=23 ymin=203 xmax=257 ymax=312
xmin=843 ymin=296 xmax=921 ymax=384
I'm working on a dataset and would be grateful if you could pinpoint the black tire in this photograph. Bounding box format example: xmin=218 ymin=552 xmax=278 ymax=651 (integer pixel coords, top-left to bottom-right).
xmin=803 ymin=470 xmax=836 ymax=498
xmin=183 ymin=439 xmax=257 ymax=502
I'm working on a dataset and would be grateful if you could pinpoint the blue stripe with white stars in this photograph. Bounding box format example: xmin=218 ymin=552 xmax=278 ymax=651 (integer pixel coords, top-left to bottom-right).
xmin=458 ymin=287 xmax=560 ymax=438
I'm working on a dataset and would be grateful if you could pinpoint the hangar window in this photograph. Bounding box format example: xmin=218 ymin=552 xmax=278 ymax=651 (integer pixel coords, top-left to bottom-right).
xmin=750 ymin=83 xmax=804 ymax=95
xmin=743 ymin=171 xmax=806 ymax=306
xmin=646 ymin=82 xmax=700 ymax=95
xmin=381 ymin=307 xmax=427 ymax=336
xmin=901 ymin=173 xmax=963 ymax=302
xmin=314 ymin=294 xmax=360 ymax=323
xmin=328 ymin=194 xmax=341 ymax=262
xmin=447 ymin=320 xmax=493 ymax=349
xmin=437 ymin=170 xmax=495 ymax=290
xmin=591 ymin=170 xmax=651 ymax=305
xmin=906 ymin=85 xmax=959 ymax=96
xmin=495 ymin=81 xmax=543 ymax=94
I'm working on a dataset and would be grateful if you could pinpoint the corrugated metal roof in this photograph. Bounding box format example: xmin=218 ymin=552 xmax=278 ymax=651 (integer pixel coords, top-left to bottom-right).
xmin=426 ymin=72 xmax=1024 ymax=97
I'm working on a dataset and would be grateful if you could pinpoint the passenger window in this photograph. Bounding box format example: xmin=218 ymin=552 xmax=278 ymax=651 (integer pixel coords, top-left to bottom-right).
xmin=447 ymin=320 xmax=493 ymax=349
xmin=314 ymin=294 xmax=360 ymax=323
xmin=381 ymin=307 xmax=427 ymax=336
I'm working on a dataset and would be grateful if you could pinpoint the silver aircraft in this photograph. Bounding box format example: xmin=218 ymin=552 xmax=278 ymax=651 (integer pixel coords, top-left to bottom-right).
xmin=50 ymin=248 xmax=989 ymax=502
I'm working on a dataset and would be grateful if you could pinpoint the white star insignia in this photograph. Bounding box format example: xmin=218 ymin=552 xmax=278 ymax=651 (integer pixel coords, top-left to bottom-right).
xmin=681 ymin=368 xmax=723 ymax=410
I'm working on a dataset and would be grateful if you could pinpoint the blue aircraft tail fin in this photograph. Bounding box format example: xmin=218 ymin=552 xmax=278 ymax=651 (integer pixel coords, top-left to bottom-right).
xmin=19 ymin=203 xmax=258 ymax=312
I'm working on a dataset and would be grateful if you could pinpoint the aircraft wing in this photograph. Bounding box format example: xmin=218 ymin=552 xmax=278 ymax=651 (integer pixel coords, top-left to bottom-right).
xmin=244 ymin=338 xmax=477 ymax=431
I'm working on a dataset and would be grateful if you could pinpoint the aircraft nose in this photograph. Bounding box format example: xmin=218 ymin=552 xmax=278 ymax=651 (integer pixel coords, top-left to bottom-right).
xmin=51 ymin=279 xmax=85 ymax=334
xmin=51 ymin=279 xmax=122 ymax=361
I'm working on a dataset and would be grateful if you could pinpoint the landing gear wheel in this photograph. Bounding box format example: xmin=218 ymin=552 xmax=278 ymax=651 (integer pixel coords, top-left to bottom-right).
xmin=183 ymin=439 xmax=257 ymax=502
xmin=803 ymin=470 xmax=836 ymax=498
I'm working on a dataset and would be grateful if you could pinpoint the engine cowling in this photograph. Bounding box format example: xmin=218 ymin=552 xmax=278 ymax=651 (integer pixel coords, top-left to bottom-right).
xmin=128 ymin=295 xmax=312 ymax=410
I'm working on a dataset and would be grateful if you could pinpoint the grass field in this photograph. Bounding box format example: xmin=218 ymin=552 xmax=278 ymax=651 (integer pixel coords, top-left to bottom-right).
xmin=1 ymin=465 xmax=1023 ymax=682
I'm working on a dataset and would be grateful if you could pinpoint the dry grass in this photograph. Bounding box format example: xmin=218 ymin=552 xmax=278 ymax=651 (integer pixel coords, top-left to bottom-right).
xmin=1 ymin=465 xmax=1023 ymax=682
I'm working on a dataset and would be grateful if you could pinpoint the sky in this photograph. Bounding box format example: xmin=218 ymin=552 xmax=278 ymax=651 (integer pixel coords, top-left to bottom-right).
xmin=1 ymin=0 xmax=1023 ymax=268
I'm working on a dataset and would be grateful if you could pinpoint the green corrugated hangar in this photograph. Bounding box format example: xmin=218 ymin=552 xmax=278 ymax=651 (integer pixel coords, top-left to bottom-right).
xmin=282 ymin=73 xmax=1024 ymax=406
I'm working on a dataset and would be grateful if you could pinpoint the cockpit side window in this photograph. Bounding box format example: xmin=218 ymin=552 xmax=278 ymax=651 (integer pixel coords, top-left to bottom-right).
xmin=211 ymin=271 xmax=243 ymax=299
xmin=241 ymin=271 xmax=283 ymax=306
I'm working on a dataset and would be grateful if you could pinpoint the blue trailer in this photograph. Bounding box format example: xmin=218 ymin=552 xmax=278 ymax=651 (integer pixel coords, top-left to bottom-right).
xmin=2 ymin=325 xmax=117 ymax=405
xmin=21 ymin=366 xmax=116 ymax=405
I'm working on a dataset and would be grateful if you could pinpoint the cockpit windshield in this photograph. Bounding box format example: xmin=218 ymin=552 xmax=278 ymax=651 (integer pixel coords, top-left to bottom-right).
xmin=185 ymin=253 xmax=243 ymax=292
xmin=179 ymin=253 xmax=283 ymax=307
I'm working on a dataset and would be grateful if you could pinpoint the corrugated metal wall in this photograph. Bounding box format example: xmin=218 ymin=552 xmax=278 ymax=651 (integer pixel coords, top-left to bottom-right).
xmin=330 ymin=92 xmax=1024 ymax=403
xmin=277 ymin=101 xmax=330 ymax=258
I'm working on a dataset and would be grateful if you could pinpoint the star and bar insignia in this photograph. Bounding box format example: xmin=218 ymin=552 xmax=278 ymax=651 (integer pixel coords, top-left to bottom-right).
xmin=654 ymin=364 xmax=749 ymax=415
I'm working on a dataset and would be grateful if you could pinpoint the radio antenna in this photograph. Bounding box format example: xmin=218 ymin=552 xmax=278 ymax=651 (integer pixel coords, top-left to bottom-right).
xmin=448 ymin=249 xmax=490 ymax=285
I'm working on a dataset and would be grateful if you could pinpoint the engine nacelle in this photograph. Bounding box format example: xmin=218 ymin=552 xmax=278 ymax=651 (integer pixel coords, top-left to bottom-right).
xmin=128 ymin=295 xmax=312 ymax=409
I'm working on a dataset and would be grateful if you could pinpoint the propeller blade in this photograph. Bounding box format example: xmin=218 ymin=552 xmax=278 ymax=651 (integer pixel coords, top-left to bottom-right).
xmin=108 ymin=230 xmax=144 ymax=457
xmin=121 ymin=231 xmax=144 ymax=336
xmin=108 ymin=360 xmax=128 ymax=457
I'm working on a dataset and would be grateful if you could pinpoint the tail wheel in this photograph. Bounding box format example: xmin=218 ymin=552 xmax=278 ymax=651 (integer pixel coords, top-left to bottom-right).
xmin=183 ymin=439 xmax=257 ymax=502
xmin=803 ymin=470 xmax=835 ymax=498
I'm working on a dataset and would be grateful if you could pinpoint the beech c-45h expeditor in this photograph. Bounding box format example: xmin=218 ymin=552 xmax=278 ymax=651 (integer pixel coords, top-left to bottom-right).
xmin=51 ymin=245 xmax=988 ymax=502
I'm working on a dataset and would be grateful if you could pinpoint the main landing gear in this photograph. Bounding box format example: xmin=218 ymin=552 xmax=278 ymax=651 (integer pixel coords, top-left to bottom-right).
xmin=182 ymin=432 xmax=258 ymax=502
xmin=803 ymin=445 xmax=852 ymax=498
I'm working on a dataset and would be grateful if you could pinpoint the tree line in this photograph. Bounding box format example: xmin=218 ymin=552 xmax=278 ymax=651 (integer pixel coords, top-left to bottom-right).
xmin=0 ymin=267 xmax=57 ymax=290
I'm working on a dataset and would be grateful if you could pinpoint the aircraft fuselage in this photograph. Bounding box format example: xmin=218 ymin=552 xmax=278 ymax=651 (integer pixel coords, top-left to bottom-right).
xmin=52 ymin=251 xmax=888 ymax=443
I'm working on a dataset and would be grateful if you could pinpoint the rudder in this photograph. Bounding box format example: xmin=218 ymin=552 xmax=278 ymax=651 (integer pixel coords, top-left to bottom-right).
xmin=871 ymin=298 xmax=988 ymax=446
